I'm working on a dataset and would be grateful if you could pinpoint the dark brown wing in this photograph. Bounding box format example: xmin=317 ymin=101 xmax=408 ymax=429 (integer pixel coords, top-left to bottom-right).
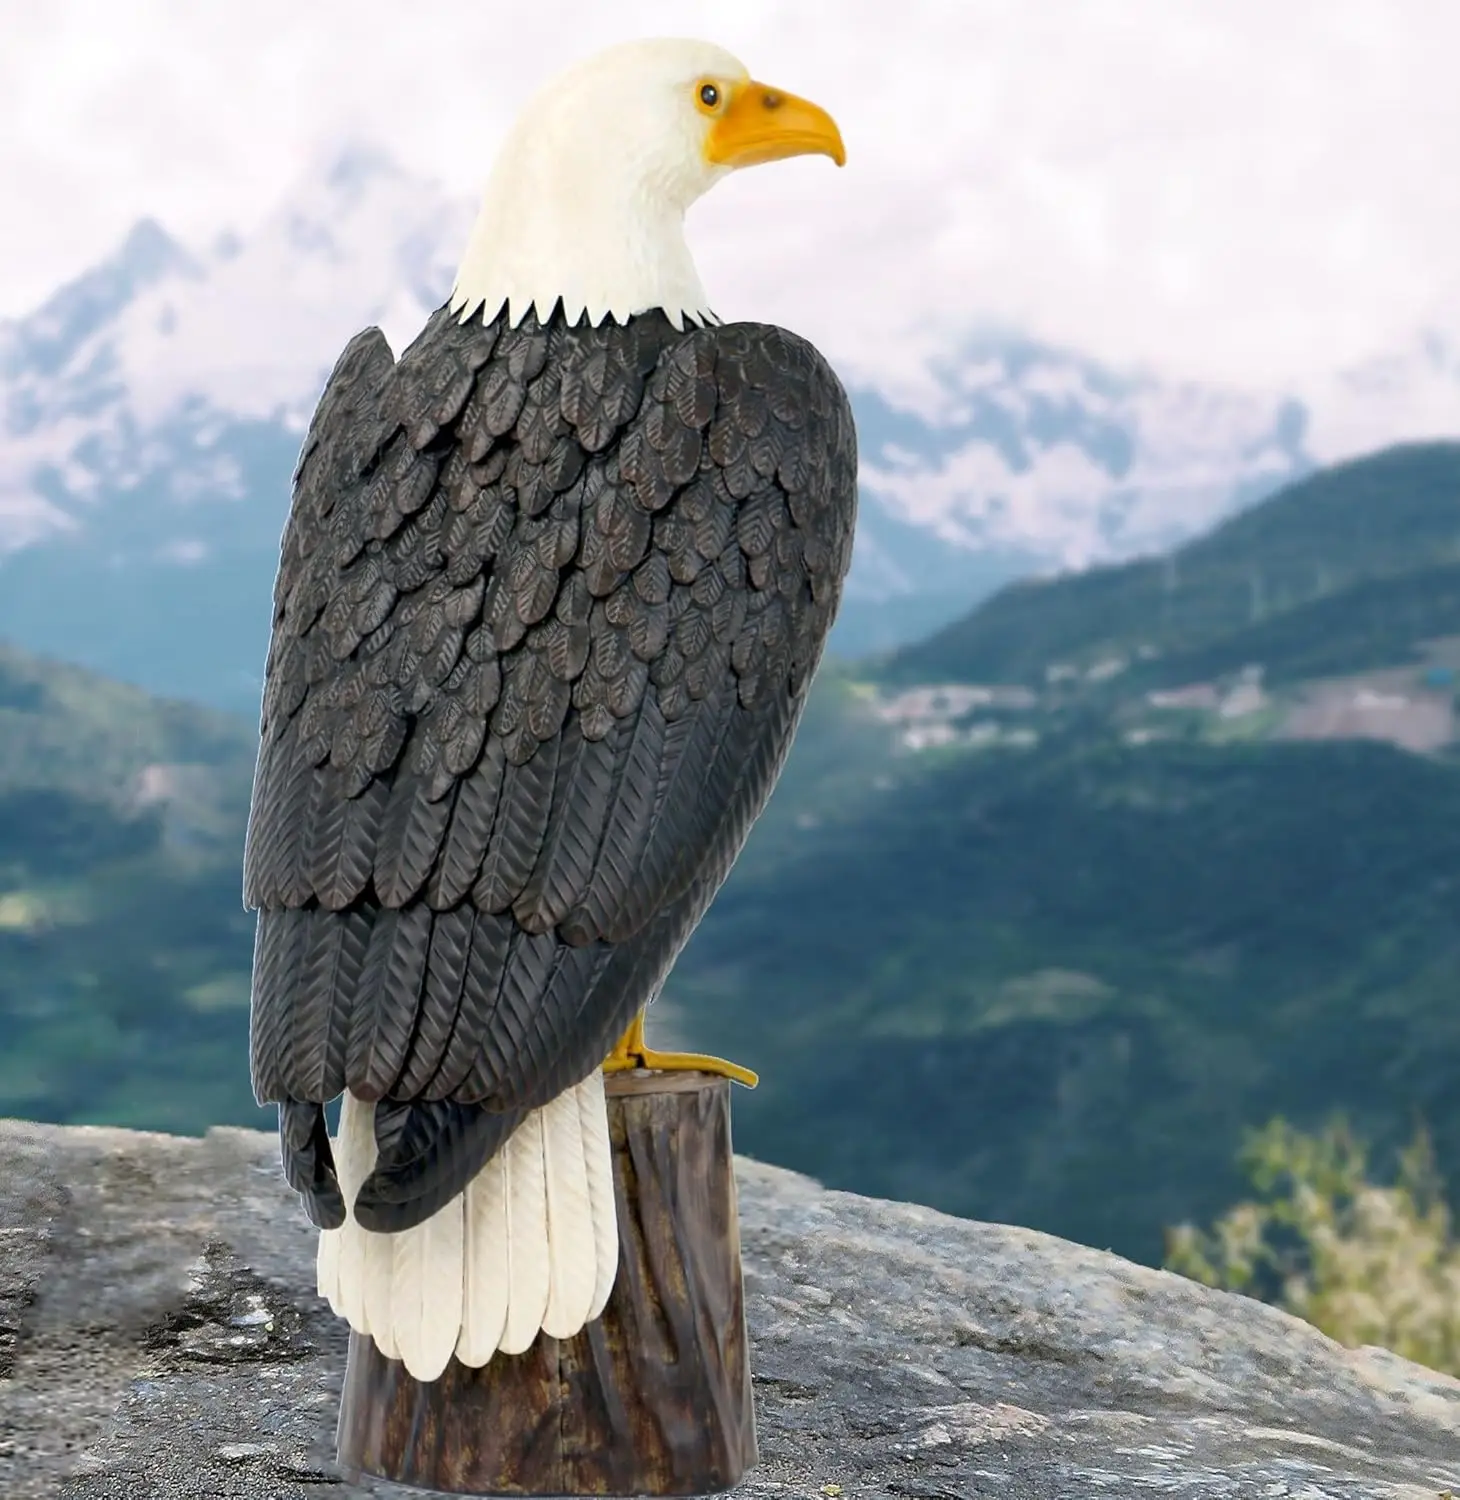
xmin=244 ymin=304 xmax=858 ymax=1230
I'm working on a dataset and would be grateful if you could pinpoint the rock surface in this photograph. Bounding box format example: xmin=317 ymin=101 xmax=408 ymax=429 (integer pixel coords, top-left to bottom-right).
xmin=1 ymin=1119 xmax=1457 ymax=1500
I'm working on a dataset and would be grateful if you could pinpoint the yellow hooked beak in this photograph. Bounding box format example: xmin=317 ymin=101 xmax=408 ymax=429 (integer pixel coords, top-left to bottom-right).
xmin=704 ymin=80 xmax=847 ymax=170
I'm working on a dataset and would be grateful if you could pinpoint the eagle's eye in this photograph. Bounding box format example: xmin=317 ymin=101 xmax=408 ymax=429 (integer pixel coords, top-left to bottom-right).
xmin=696 ymin=81 xmax=722 ymax=112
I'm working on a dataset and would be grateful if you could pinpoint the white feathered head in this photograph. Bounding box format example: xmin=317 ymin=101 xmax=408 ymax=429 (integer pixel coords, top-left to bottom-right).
xmin=451 ymin=37 xmax=846 ymax=329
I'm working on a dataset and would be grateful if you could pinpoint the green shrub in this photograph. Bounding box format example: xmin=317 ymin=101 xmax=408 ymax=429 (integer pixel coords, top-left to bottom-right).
xmin=1165 ymin=1116 xmax=1460 ymax=1375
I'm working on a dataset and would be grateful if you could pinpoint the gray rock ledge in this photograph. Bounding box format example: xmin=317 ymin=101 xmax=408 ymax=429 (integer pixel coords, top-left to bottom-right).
xmin=1 ymin=1119 xmax=1457 ymax=1499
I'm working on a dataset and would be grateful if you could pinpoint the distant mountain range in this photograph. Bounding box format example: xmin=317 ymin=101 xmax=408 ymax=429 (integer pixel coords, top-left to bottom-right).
xmin=2 ymin=440 xmax=1457 ymax=1264
xmin=0 ymin=146 xmax=1360 ymax=716
xmin=889 ymin=440 xmax=1460 ymax=688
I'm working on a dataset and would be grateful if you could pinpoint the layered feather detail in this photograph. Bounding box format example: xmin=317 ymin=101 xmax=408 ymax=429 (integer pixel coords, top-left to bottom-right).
xmin=317 ymin=1070 xmax=617 ymax=1380
xmin=248 ymin=302 xmax=860 ymax=1251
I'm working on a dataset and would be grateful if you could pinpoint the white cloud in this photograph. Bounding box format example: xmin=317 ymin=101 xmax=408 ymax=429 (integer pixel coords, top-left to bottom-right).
xmin=859 ymin=371 xmax=1300 ymax=568
xmin=1301 ymin=337 xmax=1460 ymax=463
xmin=0 ymin=0 xmax=1456 ymax=422
xmin=156 ymin=538 xmax=208 ymax=565
xmin=0 ymin=491 xmax=76 ymax=555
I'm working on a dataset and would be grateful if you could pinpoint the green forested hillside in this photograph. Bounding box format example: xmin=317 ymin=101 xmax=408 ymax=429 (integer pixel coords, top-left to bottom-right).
xmin=0 ymin=643 xmax=264 ymax=1131
xmin=1120 ymin=559 xmax=1460 ymax=690
xmin=887 ymin=441 xmax=1460 ymax=686
xmin=671 ymin=732 xmax=1460 ymax=1261
xmin=2 ymin=439 xmax=1458 ymax=1266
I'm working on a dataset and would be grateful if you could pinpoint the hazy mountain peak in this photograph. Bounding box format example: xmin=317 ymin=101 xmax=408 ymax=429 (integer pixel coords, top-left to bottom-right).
xmin=856 ymin=333 xmax=1309 ymax=575
xmin=0 ymin=216 xmax=196 ymax=386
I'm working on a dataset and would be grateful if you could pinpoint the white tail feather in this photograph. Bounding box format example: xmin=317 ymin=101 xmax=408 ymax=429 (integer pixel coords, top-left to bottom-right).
xmin=362 ymin=1224 xmax=399 ymax=1360
xmin=316 ymin=1213 xmax=342 ymax=1315
xmin=322 ymin=1092 xmax=374 ymax=1327
xmin=456 ymin=1151 xmax=510 ymax=1365
xmin=498 ymin=1111 xmax=551 ymax=1355
xmin=391 ymin=1195 xmax=465 ymax=1382
xmin=387 ymin=1215 xmax=427 ymax=1371
xmin=541 ymin=1086 xmax=596 ymax=1338
xmin=578 ymin=1068 xmax=619 ymax=1320
xmin=325 ymin=1073 xmax=619 ymax=1380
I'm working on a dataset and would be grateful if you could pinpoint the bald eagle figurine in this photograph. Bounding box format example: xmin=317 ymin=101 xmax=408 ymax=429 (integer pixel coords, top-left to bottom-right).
xmin=244 ymin=37 xmax=858 ymax=1383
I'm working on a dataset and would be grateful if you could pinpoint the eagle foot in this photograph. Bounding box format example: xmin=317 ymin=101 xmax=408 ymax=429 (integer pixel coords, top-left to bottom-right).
xmin=602 ymin=1011 xmax=759 ymax=1088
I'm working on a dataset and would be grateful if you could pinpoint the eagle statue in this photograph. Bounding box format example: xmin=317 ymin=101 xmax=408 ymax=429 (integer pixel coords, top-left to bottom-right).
xmin=244 ymin=36 xmax=859 ymax=1383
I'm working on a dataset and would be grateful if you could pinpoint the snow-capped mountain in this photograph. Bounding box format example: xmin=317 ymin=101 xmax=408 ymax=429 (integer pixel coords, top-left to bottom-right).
xmin=1 ymin=146 xmax=1443 ymax=717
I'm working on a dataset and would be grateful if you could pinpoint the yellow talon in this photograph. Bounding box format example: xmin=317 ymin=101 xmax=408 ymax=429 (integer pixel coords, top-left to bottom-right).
xmin=602 ymin=1011 xmax=759 ymax=1088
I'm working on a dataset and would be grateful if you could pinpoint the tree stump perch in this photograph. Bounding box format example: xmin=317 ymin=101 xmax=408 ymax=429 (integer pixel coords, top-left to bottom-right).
xmin=336 ymin=1070 xmax=757 ymax=1495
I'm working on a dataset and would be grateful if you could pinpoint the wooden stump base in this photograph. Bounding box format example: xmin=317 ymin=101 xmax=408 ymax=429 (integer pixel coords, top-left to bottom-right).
xmin=335 ymin=1071 xmax=756 ymax=1495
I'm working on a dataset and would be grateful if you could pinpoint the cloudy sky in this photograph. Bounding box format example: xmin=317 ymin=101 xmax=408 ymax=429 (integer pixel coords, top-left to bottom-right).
xmin=1 ymin=0 xmax=1456 ymax=407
